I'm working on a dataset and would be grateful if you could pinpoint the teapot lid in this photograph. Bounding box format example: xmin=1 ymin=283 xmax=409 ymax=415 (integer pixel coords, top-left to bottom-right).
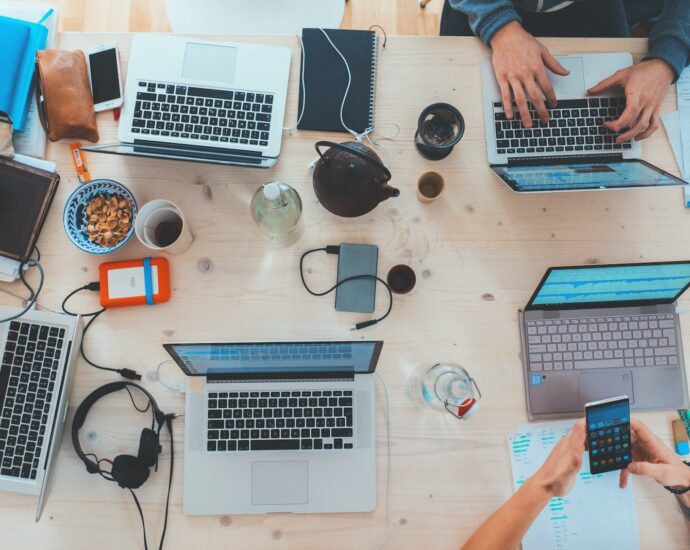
xmin=315 ymin=141 xmax=391 ymax=183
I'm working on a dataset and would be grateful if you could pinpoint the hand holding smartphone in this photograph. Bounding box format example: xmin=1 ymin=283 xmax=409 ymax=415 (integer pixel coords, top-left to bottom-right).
xmin=86 ymin=42 xmax=123 ymax=112
xmin=585 ymin=396 xmax=632 ymax=475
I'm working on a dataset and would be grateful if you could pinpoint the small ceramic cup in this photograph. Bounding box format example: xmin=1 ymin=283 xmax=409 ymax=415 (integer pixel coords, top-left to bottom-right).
xmin=135 ymin=199 xmax=193 ymax=254
xmin=417 ymin=172 xmax=445 ymax=203
xmin=387 ymin=264 xmax=417 ymax=294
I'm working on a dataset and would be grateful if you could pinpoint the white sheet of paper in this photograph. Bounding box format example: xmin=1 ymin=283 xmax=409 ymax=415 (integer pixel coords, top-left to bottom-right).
xmin=677 ymin=67 xmax=690 ymax=205
xmin=509 ymin=420 xmax=640 ymax=550
xmin=662 ymin=111 xmax=684 ymax=175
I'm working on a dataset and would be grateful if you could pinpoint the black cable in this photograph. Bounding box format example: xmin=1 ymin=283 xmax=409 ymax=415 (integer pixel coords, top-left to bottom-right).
xmin=62 ymin=284 xmax=141 ymax=380
xmin=158 ymin=415 xmax=175 ymax=550
xmin=128 ymin=488 xmax=149 ymax=550
xmin=61 ymin=283 xmax=104 ymax=317
xmin=299 ymin=246 xmax=393 ymax=330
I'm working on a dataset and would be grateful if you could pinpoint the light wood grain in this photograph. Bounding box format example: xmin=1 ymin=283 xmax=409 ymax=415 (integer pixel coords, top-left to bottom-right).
xmin=1 ymin=33 xmax=689 ymax=549
xmin=12 ymin=0 xmax=444 ymax=35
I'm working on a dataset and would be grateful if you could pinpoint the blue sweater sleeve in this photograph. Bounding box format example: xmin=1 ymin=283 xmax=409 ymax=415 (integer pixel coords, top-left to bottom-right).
xmin=644 ymin=0 xmax=690 ymax=81
xmin=448 ymin=0 xmax=522 ymax=45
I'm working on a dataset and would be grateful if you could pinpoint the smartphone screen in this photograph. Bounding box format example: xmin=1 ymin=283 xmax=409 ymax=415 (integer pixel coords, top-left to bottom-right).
xmin=585 ymin=396 xmax=631 ymax=475
xmin=89 ymin=48 xmax=121 ymax=104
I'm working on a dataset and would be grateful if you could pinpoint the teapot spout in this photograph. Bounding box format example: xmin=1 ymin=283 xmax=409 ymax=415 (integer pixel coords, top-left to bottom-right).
xmin=380 ymin=183 xmax=400 ymax=200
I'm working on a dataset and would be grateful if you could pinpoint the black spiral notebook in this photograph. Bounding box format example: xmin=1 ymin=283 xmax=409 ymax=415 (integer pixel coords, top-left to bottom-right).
xmin=297 ymin=28 xmax=380 ymax=134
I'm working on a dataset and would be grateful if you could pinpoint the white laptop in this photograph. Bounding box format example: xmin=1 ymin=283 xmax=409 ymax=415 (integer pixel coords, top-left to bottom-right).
xmin=83 ymin=34 xmax=291 ymax=168
xmin=480 ymin=52 xmax=685 ymax=192
xmin=0 ymin=307 xmax=82 ymax=520
xmin=163 ymin=340 xmax=382 ymax=515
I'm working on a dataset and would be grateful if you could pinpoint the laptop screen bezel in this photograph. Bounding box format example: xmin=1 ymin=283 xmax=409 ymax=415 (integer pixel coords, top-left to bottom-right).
xmin=490 ymin=157 xmax=686 ymax=193
xmin=163 ymin=341 xmax=384 ymax=379
xmin=525 ymin=260 xmax=690 ymax=311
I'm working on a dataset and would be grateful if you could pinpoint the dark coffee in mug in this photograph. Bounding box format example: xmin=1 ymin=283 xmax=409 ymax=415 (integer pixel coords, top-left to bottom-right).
xmin=154 ymin=219 xmax=183 ymax=247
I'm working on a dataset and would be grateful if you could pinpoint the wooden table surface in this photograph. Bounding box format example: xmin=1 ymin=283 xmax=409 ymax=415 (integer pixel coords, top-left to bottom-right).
xmin=1 ymin=32 xmax=689 ymax=549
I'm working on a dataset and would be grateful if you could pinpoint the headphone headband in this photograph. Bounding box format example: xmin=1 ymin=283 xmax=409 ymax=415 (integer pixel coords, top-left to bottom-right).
xmin=72 ymin=382 xmax=165 ymax=475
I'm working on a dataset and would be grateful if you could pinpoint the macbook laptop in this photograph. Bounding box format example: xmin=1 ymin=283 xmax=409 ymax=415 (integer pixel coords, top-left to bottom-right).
xmin=0 ymin=307 xmax=82 ymax=520
xmin=163 ymin=340 xmax=382 ymax=515
xmin=481 ymin=52 xmax=686 ymax=192
xmin=82 ymin=35 xmax=291 ymax=168
xmin=519 ymin=261 xmax=690 ymax=419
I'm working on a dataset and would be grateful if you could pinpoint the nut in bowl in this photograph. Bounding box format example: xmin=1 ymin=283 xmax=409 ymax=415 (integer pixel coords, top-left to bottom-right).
xmin=85 ymin=196 xmax=133 ymax=247
xmin=63 ymin=179 xmax=138 ymax=254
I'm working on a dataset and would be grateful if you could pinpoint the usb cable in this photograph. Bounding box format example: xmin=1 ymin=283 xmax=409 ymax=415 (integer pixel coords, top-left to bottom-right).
xmin=299 ymin=245 xmax=393 ymax=330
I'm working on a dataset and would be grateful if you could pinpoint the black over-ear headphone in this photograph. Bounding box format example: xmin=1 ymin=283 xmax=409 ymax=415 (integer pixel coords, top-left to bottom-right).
xmin=72 ymin=382 xmax=176 ymax=550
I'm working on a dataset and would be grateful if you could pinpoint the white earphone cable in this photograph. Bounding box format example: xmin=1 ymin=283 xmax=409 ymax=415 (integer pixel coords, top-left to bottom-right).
xmin=156 ymin=359 xmax=186 ymax=394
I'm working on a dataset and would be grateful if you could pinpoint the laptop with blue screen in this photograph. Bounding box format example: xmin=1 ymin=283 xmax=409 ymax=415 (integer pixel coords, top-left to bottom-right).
xmin=519 ymin=261 xmax=690 ymax=419
xmin=481 ymin=53 xmax=687 ymax=192
xmin=163 ymin=340 xmax=382 ymax=515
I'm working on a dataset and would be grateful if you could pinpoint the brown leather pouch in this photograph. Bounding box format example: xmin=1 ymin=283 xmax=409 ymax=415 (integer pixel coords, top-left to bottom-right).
xmin=35 ymin=50 xmax=99 ymax=142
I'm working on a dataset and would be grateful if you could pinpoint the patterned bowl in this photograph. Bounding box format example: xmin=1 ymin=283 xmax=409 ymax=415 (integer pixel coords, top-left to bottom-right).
xmin=63 ymin=179 xmax=138 ymax=254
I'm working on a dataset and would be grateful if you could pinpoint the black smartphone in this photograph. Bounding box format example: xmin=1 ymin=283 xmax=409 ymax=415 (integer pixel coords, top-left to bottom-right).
xmin=585 ymin=396 xmax=632 ymax=475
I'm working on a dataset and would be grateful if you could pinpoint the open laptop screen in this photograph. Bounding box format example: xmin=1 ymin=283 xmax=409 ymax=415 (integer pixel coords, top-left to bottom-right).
xmin=164 ymin=341 xmax=383 ymax=377
xmin=526 ymin=262 xmax=690 ymax=310
xmin=492 ymin=158 xmax=684 ymax=192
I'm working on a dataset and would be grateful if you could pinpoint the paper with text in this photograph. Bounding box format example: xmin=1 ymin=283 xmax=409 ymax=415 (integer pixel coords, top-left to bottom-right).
xmin=509 ymin=420 xmax=639 ymax=550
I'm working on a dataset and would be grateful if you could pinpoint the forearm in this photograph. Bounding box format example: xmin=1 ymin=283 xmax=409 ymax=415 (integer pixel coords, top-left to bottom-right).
xmin=461 ymin=478 xmax=551 ymax=550
xmin=645 ymin=0 xmax=690 ymax=81
xmin=448 ymin=0 xmax=521 ymax=45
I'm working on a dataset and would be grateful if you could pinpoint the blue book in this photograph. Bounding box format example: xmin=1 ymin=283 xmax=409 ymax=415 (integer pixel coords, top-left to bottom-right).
xmin=0 ymin=13 xmax=49 ymax=132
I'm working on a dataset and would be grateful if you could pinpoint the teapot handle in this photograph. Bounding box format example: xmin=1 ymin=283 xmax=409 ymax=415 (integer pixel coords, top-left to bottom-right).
xmin=314 ymin=141 xmax=392 ymax=182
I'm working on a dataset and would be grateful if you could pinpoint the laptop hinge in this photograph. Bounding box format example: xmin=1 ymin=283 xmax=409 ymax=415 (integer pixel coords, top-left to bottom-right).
xmin=133 ymin=139 xmax=264 ymax=158
xmin=207 ymin=371 xmax=356 ymax=383
xmin=506 ymin=153 xmax=623 ymax=167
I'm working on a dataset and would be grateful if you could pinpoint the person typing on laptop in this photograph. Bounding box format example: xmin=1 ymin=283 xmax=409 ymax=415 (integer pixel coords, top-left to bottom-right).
xmin=441 ymin=1 xmax=689 ymax=143
xmin=461 ymin=420 xmax=690 ymax=550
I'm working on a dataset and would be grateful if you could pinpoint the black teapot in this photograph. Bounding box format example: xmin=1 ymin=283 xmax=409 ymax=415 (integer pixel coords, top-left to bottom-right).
xmin=312 ymin=140 xmax=399 ymax=217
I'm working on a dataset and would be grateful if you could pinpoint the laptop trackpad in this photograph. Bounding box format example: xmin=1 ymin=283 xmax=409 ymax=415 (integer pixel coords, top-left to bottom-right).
xmin=252 ymin=461 xmax=309 ymax=505
xmin=551 ymin=57 xmax=585 ymax=96
xmin=578 ymin=371 xmax=633 ymax=406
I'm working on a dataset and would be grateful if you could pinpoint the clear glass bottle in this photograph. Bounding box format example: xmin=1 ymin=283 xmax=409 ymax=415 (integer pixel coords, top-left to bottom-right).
xmin=250 ymin=182 xmax=303 ymax=247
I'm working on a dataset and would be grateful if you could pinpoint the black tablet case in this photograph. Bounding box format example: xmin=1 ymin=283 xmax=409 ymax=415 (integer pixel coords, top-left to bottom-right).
xmin=0 ymin=158 xmax=59 ymax=262
xmin=297 ymin=28 xmax=378 ymax=134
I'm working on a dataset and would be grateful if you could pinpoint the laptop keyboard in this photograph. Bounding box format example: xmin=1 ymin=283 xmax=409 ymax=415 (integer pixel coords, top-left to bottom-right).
xmin=207 ymin=390 xmax=354 ymax=452
xmin=132 ymin=81 xmax=274 ymax=146
xmin=526 ymin=314 xmax=679 ymax=372
xmin=493 ymin=97 xmax=632 ymax=156
xmin=0 ymin=321 xmax=65 ymax=480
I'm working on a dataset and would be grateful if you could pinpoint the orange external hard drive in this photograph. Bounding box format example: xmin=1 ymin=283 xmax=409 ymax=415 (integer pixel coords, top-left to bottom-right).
xmin=99 ymin=257 xmax=171 ymax=308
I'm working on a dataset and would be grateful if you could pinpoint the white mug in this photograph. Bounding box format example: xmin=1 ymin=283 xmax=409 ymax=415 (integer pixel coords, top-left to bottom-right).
xmin=135 ymin=199 xmax=193 ymax=254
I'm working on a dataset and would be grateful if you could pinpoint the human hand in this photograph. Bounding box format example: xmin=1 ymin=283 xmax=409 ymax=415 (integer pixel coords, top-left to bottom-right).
xmin=532 ymin=420 xmax=586 ymax=497
xmin=587 ymin=59 xmax=674 ymax=143
xmin=619 ymin=419 xmax=690 ymax=490
xmin=490 ymin=21 xmax=569 ymax=128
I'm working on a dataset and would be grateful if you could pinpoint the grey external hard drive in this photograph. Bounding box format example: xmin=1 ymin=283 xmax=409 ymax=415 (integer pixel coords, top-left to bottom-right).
xmin=335 ymin=243 xmax=378 ymax=314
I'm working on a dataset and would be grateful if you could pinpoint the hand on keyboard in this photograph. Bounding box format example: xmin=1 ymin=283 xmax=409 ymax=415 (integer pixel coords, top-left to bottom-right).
xmin=489 ymin=21 xmax=569 ymax=128
xmin=587 ymin=58 xmax=675 ymax=143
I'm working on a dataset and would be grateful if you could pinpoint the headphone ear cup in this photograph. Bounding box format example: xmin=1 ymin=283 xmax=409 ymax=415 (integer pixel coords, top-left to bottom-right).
xmin=138 ymin=428 xmax=161 ymax=469
xmin=111 ymin=455 xmax=150 ymax=489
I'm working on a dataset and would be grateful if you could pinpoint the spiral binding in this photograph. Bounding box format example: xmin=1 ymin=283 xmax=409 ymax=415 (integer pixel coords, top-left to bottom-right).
xmin=367 ymin=33 xmax=380 ymax=133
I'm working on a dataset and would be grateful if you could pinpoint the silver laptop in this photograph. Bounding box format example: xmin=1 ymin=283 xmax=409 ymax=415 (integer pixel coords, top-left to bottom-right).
xmin=163 ymin=340 xmax=382 ymax=515
xmin=519 ymin=261 xmax=690 ymax=420
xmin=481 ymin=52 xmax=685 ymax=192
xmin=83 ymin=34 xmax=291 ymax=168
xmin=0 ymin=307 xmax=82 ymax=520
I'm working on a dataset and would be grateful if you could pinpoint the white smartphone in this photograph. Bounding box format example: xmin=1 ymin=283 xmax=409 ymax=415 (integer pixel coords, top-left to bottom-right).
xmin=86 ymin=42 xmax=123 ymax=112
